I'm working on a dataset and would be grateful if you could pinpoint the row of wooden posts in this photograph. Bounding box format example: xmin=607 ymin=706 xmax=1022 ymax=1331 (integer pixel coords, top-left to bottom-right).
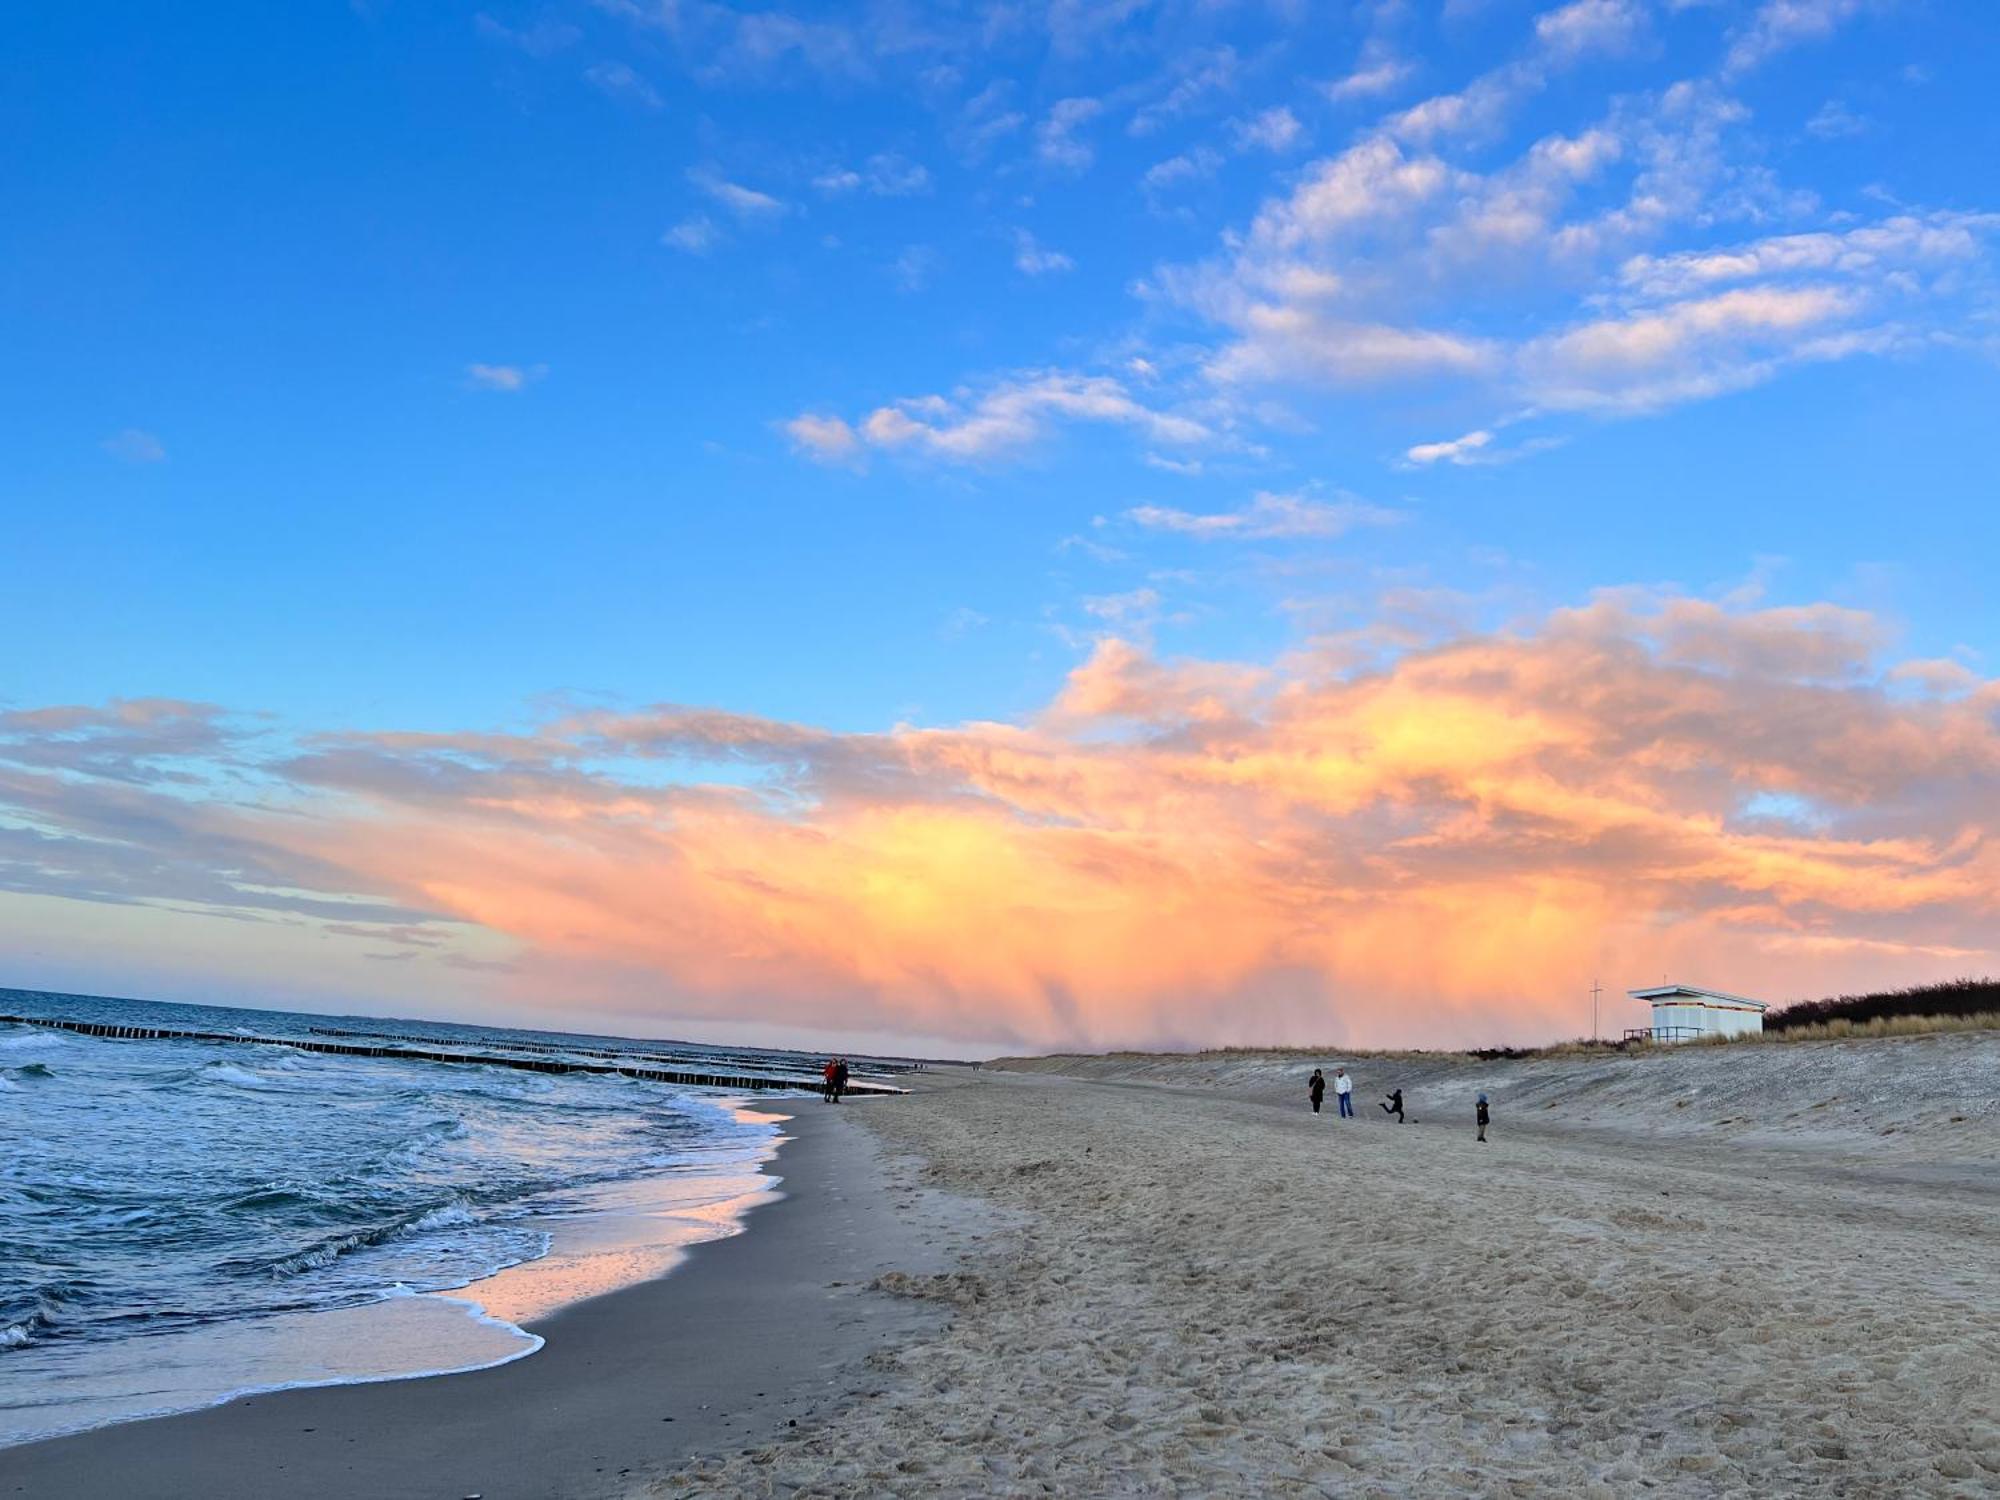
xmin=0 ymin=1013 xmax=906 ymax=1096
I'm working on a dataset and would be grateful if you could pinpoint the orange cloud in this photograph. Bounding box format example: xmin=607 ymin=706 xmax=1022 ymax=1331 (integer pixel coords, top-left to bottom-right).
xmin=4 ymin=596 xmax=1995 ymax=1050
xmin=220 ymin=594 xmax=1994 ymax=1050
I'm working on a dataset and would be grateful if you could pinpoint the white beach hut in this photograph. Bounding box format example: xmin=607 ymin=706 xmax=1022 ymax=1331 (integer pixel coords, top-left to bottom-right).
xmin=1627 ymin=984 xmax=1767 ymax=1043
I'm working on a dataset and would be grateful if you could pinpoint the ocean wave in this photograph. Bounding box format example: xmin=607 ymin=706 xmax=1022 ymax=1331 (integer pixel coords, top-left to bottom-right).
xmin=266 ymin=1229 xmax=377 ymax=1278
xmin=199 ymin=1062 xmax=271 ymax=1089
xmin=408 ymin=1201 xmax=476 ymax=1232
xmin=5 ymin=1063 xmax=54 ymax=1082
xmin=0 ymin=1285 xmax=76 ymax=1350
xmin=264 ymin=1198 xmax=481 ymax=1278
xmin=220 ymin=1185 xmax=340 ymax=1216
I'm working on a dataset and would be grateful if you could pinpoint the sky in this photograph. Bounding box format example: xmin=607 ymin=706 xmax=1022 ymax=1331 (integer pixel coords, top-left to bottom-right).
xmin=3 ymin=0 xmax=1998 ymax=1055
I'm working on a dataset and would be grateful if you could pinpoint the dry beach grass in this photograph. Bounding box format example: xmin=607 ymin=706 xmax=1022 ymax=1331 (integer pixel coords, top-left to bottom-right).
xmin=654 ymin=1033 xmax=2000 ymax=1498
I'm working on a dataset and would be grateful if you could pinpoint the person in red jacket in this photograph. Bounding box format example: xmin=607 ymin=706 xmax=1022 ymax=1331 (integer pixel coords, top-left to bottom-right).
xmin=822 ymin=1058 xmax=838 ymax=1104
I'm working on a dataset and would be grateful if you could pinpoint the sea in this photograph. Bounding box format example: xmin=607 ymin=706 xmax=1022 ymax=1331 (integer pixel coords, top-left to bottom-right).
xmin=0 ymin=987 xmax=844 ymax=1449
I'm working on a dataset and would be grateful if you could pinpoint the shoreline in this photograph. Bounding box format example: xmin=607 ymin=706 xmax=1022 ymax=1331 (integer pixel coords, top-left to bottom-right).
xmin=0 ymin=1095 xmax=783 ymax=1453
xmin=0 ymin=1099 xmax=960 ymax=1500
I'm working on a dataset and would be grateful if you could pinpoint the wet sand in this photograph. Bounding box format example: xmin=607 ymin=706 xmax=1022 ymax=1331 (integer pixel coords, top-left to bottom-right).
xmin=0 ymin=1103 xmax=966 ymax=1500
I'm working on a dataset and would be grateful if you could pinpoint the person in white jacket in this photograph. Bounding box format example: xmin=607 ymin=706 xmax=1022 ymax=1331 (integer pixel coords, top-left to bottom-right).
xmin=1334 ymin=1067 xmax=1354 ymax=1118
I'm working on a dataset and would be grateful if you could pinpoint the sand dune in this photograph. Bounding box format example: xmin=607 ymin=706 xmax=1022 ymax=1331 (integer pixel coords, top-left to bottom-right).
xmin=997 ymin=1030 xmax=2000 ymax=1161
xmin=654 ymin=1036 xmax=2000 ymax=1497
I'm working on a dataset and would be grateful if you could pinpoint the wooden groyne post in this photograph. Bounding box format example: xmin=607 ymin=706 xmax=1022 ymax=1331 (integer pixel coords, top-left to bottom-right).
xmin=0 ymin=1013 xmax=907 ymax=1096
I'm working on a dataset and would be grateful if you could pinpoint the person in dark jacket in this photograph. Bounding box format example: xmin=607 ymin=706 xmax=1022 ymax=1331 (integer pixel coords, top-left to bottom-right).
xmin=831 ymin=1058 xmax=850 ymax=1103
xmin=1476 ymin=1092 xmax=1490 ymax=1142
xmin=1308 ymin=1068 xmax=1326 ymax=1114
xmin=1380 ymin=1088 xmax=1404 ymax=1123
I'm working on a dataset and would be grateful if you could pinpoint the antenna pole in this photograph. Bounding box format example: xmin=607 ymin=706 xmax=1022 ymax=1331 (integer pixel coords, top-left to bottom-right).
xmin=1591 ymin=979 xmax=1603 ymax=1042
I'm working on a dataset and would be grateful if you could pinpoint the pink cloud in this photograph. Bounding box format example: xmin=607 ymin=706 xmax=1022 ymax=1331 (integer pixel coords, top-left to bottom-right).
xmin=5 ymin=596 xmax=1997 ymax=1051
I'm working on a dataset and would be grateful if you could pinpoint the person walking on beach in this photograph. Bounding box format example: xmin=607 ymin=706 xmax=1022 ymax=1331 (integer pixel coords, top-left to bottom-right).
xmin=831 ymin=1057 xmax=850 ymax=1103
xmin=1380 ymin=1087 xmax=1404 ymax=1123
xmin=1308 ymin=1068 xmax=1326 ymax=1114
xmin=1476 ymin=1093 xmax=1490 ymax=1143
xmin=1334 ymin=1067 xmax=1354 ymax=1118
xmin=822 ymin=1058 xmax=839 ymax=1104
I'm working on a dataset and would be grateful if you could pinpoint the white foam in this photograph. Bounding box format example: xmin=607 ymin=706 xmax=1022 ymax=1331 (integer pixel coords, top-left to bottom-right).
xmin=409 ymin=1201 xmax=477 ymax=1232
xmin=0 ymin=1293 xmax=541 ymax=1449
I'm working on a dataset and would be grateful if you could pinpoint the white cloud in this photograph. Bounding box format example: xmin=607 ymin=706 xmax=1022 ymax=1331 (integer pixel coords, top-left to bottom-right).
xmin=1404 ymin=427 xmax=1567 ymax=466
xmin=938 ymin=606 xmax=989 ymax=640
xmin=1082 ymin=586 xmax=1161 ymax=622
xmin=1405 ymin=429 xmax=1495 ymax=466
xmin=1229 ymin=106 xmax=1305 ymax=154
xmin=1209 ymin=307 xmax=1500 ymax=386
xmin=1014 ymin=230 xmax=1076 ymax=276
xmin=784 ymin=413 xmax=862 ymax=464
xmin=1385 ymin=72 xmax=1525 ymax=146
xmin=475 ymin=15 xmax=580 ymax=57
xmin=583 ymin=61 xmax=662 ymax=108
xmin=103 ymin=428 xmax=166 ymax=464
xmin=891 ymin=244 xmax=939 ymax=292
xmin=466 ymin=363 xmax=546 ymax=392
xmin=662 ymin=215 xmax=721 ymax=254
xmin=789 ymin=371 xmax=1214 ymax=465
xmin=1142 ymin=147 xmax=1224 ymax=197
xmin=707 ymin=9 xmax=871 ymax=83
xmin=1146 ymin=41 xmax=1993 ymax=430
xmin=1125 ymin=491 xmax=1400 ymax=540
xmin=1129 ymin=47 xmax=1240 ymax=137
xmin=1617 ymin=214 xmax=1994 ymax=299
xmin=690 ymin=170 xmax=786 ymax=219
xmin=813 ymin=154 xmax=931 ymax=197
xmin=1037 ymin=97 xmax=1104 ymax=172
xmin=955 ymin=82 xmax=1026 ymax=160
xmin=1324 ymin=44 xmax=1414 ymax=103
xmin=1725 ymin=0 xmax=1867 ymax=75
xmin=1377 ymin=0 xmax=1642 ymax=151
xmin=1533 ymin=0 xmax=1649 ymax=61
xmin=1247 ymin=136 xmax=1457 ymax=251
xmin=1522 ymin=284 xmax=1869 ymax=412
xmin=1804 ymin=99 xmax=1869 ymax=139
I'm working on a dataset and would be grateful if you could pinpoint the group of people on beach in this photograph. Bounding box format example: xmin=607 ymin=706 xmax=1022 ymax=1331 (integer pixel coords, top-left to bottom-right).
xmin=1306 ymin=1065 xmax=1356 ymax=1117
xmin=820 ymin=1056 xmax=850 ymax=1103
xmin=1308 ymin=1068 xmax=1491 ymax=1141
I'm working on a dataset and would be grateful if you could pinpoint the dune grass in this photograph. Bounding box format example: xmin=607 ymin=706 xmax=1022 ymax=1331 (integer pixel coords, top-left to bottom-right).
xmin=1703 ymin=1010 xmax=2000 ymax=1044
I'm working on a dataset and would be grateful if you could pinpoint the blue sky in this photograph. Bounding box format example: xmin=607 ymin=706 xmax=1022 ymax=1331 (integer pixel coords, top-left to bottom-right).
xmin=3 ymin=1 xmax=1998 ymax=1049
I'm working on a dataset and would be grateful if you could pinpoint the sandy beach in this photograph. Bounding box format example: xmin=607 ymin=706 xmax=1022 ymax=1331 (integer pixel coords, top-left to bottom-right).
xmin=656 ymin=1035 xmax=2000 ymax=1497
